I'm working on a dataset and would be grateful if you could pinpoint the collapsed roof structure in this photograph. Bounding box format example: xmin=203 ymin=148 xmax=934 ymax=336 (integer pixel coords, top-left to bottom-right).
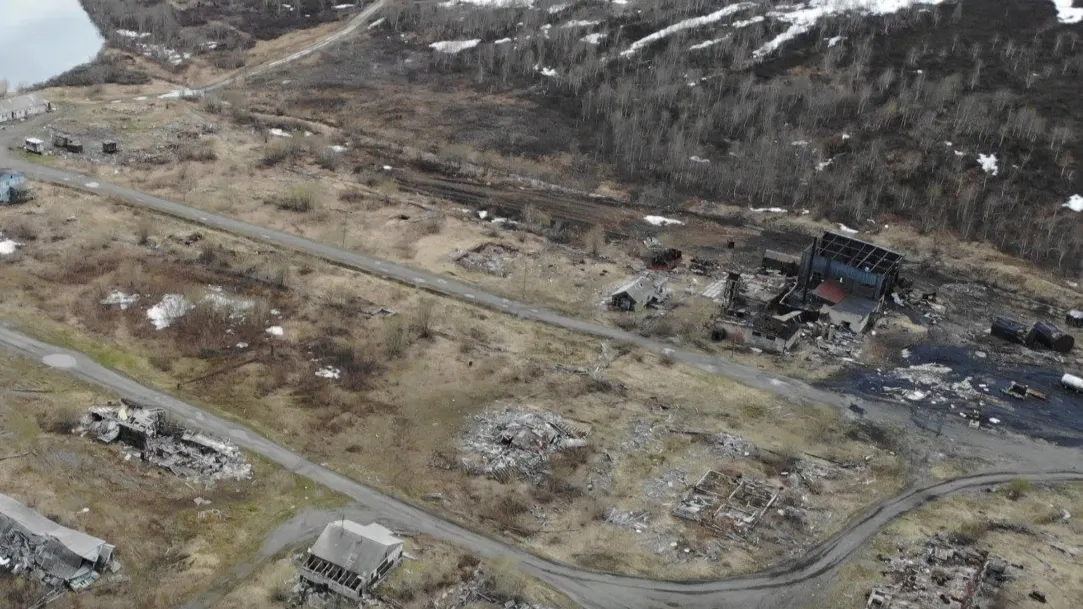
xmin=75 ymin=401 xmax=252 ymax=482
xmin=0 ymin=493 xmax=116 ymax=591
xmin=784 ymin=231 xmax=905 ymax=332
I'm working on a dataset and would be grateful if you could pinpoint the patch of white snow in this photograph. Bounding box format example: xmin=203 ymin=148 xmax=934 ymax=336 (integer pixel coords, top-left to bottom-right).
xmin=1062 ymin=194 xmax=1083 ymax=212
xmin=582 ymin=33 xmax=607 ymax=44
xmin=837 ymin=223 xmax=859 ymax=234
xmin=977 ymin=153 xmax=999 ymax=176
xmin=100 ymin=290 xmax=139 ymax=310
xmin=689 ymin=156 xmax=710 ymax=164
xmin=147 ymin=294 xmax=192 ymax=330
xmin=644 ymin=215 xmax=683 ymax=226
xmin=430 ymin=39 xmax=481 ymax=54
xmin=266 ymin=326 xmax=284 ymax=337
xmin=269 ymin=128 xmax=292 ymax=138
xmin=622 ymin=3 xmax=754 ymax=56
xmin=315 ymin=366 xmax=342 ymax=379
xmin=562 ymin=20 xmax=600 ymax=28
xmin=827 ymin=35 xmax=844 ymax=47
xmin=750 ymin=207 xmax=787 ymax=213
xmin=1051 ymin=0 xmax=1083 ymax=23
xmin=0 ymin=239 xmax=21 ymax=255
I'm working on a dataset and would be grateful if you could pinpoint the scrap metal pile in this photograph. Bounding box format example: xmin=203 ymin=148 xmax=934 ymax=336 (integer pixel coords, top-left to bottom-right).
xmin=459 ymin=408 xmax=588 ymax=483
xmin=866 ymin=535 xmax=1010 ymax=608
xmin=74 ymin=400 xmax=252 ymax=482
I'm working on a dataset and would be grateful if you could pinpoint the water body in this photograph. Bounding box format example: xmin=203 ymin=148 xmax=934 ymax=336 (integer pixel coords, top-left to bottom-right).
xmin=0 ymin=0 xmax=104 ymax=89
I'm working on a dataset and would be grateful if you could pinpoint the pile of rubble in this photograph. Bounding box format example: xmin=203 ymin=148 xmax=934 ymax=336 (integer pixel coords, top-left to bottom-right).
xmin=459 ymin=408 xmax=587 ymax=483
xmin=450 ymin=243 xmax=520 ymax=277
xmin=866 ymin=534 xmax=1011 ymax=608
xmin=74 ymin=400 xmax=252 ymax=482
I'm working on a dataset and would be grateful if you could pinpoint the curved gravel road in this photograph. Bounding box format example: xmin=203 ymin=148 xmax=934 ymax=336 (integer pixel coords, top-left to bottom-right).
xmin=2 ymin=325 xmax=1081 ymax=609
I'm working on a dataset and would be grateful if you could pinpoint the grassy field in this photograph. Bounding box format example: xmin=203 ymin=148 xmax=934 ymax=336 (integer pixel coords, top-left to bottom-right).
xmin=0 ymin=182 xmax=912 ymax=578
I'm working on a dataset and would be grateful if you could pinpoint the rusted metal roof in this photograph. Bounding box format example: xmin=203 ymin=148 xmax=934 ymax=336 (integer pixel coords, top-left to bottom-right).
xmin=812 ymin=280 xmax=847 ymax=304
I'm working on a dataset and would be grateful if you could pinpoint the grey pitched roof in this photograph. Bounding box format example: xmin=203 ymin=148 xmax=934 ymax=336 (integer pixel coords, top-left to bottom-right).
xmin=0 ymin=492 xmax=114 ymax=564
xmin=0 ymin=93 xmax=49 ymax=114
xmin=309 ymin=520 xmax=402 ymax=576
xmin=612 ymin=276 xmax=661 ymax=303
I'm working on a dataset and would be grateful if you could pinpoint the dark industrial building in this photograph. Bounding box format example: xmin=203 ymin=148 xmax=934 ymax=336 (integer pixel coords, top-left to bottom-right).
xmin=784 ymin=231 xmax=905 ymax=332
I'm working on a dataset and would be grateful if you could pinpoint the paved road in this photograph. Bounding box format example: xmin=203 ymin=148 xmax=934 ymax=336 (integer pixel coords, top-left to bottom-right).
xmin=2 ymin=325 xmax=1081 ymax=609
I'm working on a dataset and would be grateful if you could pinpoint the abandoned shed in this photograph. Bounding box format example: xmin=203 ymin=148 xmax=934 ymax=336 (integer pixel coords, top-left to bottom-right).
xmin=0 ymin=169 xmax=28 ymax=204
xmin=0 ymin=93 xmax=51 ymax=123
xmin=611 ymin=275 xmax=668 ymax=311
xmin=0 ymin=492 xmax=116 ymax=591
xmin=299 ymin=520 xmax=404 ymax=600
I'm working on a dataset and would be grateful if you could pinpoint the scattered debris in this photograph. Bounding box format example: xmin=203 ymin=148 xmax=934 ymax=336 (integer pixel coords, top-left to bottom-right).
xmin=459 ymin=408 xmax=588 ymax=483
xmin=1001 ymin=381 xmax=1048 ymax=401
xmin=0 ymin=492 xmax=118 ymax=592
xmin=450 ymin=242 xmax=520 ymax=277
xmin=75 ymin=401 xmax=252 ymax=482
xmin=866 ymin=534 xmax=1012 ymax=609
xmin=673 ymin=471 xmax=780 ymax=534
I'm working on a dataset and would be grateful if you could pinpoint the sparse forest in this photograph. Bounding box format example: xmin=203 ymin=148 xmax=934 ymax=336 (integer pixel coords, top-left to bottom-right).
xmin=373 ymin=0 xmax=1083 ymax=273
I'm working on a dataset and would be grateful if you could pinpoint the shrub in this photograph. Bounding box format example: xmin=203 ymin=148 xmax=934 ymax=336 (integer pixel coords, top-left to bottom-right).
xmin=260 ymin=138 xmax=304 ymax=167
xmin=177 ymin=138 xmax=218 ymax=162
xmin=315 ymin=146 xmax=343 ymax=171
xmin=269 ymin=184 xmax=319 ymax=212
xmin=1005 ymin=478 xmax=1033 ymax=500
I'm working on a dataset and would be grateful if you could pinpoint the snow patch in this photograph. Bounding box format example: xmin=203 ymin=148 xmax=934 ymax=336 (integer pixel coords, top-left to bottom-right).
xmin=100 ymin=290 xmax=139 ymax=310
xmin=750 ymin=207 xmax=787 ymax=213
xmin=1052 ymin=0 xmax=1083 ymax=23
xmin=0 ymin=239 xmax=21 ymax=255
xmin=269 ymin=128 xmax=292 ymax=138
xmin=315 ymin=366 xmax=342 ymax=380
xmin=690 ymin=37 xmax=728 ymax=50
xmin=147 ymin=294 xmax=192 ymax=330
xmin=562 ymin=20 xmax=600 ymax=28
xmin=582 ymin=32 xmax=607 ymax=44
xmin=367 ymin=17 xmax=385 ymax=29
xmin=1062 ymin=194 xmax=1083 ymax=212
xmin=816 ymin=158 xmax=833 ymax=171
xmin=837 ymin=223 xmax=859 ymax=234
xmin=266 ymin=326 xmax=284 ymax=337
xmin=644 ymin=215 xmax=683 ymax=226
xmin=754 ymin=0 xmax=950 ymax=58
xmin=85 ymin=182 xmax=99 ymax=188
xmin=535 ymin=65 xmax=558 ymax=77
xmin=689 ymin=155 xmax=710 ymax=164
xmin=495 ymin=37 xmax=513 ymax=44
xmin=430 ymin=39 xmax=481 ymax=54
xmin=977 ymin=153 xmax=999 ymax=176
xmin=827 ymin=35 xmax=844 ymax=47
xmin=622 ymin=3 xmax=754 ymax=56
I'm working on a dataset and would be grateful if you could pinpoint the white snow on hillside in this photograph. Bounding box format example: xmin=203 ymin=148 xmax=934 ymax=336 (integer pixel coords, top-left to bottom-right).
xmin=753 ymin=0 xmax=950 ymax=58
xmin=583 ymin=32 xmax=607 ymax=44
xmin=431 ymin=39 xmax=481 ymax=53
xmin=1063 ymin=195 xmax=1083 ymax=212
xmin=1052 ymin=0 xmax=1083 ymax=23
xmin=977 ymin=153 xmax=999 ymax=176
xmin=622 ymin=3 xmax=754 ymax=56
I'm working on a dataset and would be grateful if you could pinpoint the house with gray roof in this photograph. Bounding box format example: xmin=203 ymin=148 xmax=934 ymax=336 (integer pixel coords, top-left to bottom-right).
xmin=0 ymin=93 xmax=51 ymax=123
xmin=299 ymin=520 xmax=404 ymax=600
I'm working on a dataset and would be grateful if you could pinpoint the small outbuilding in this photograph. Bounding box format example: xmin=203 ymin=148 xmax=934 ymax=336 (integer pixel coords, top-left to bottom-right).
xmin=610 ymin=275 xmax=669 ymax=311
xmin=0 ymin=169 xmax=29 ymax=204
xmin=299 ymin=520 xmax=404 ymax=600
xmin=24 ymin=137 xmax=45 ymax=154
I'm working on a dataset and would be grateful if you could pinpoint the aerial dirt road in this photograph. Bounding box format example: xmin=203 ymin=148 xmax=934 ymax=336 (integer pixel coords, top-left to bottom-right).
xmin=2 ymin=324 xmax=1081 ymax=609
